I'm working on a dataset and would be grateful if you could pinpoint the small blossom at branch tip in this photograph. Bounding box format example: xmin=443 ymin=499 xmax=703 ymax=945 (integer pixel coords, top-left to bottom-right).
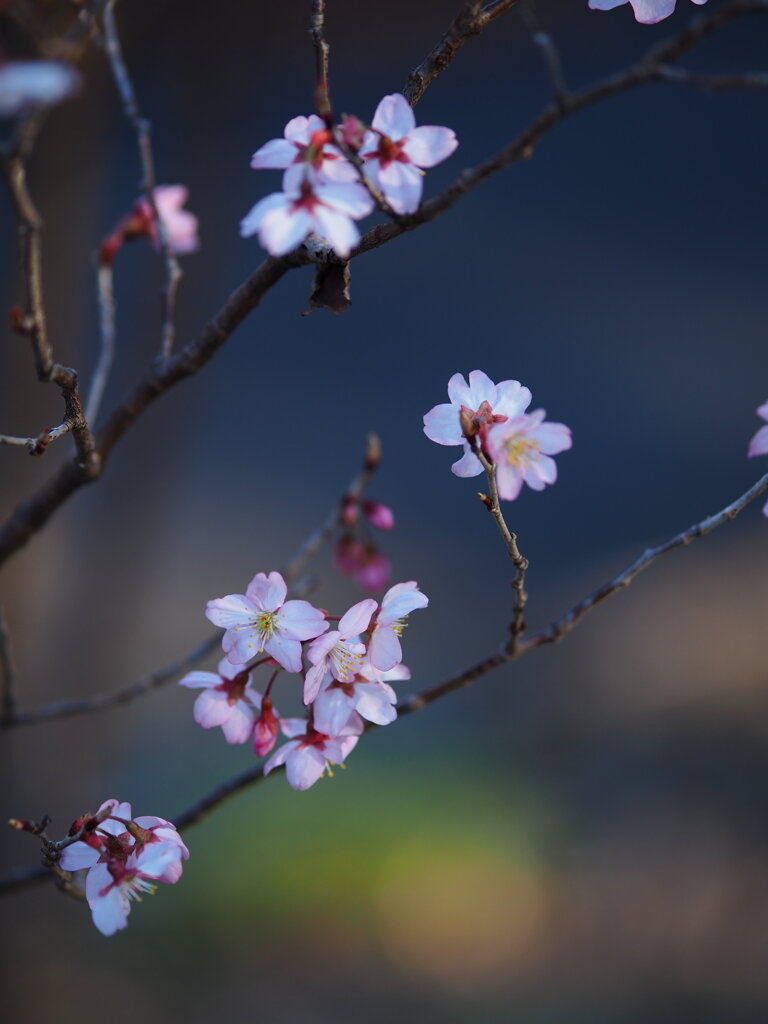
xmin=241 ymin=179 xmax=374 ymax=258
xmin=58 ymin=799 xmax=187 ymax=936
xmin=587 ymin=0 xmax=707 ymax=24
xmin=206 ymin=570 xmax=328 ymax=673
xmin=423 ymin=370 xmax=533 ymax=478
xmin=368 ymin=582 xmax=428 ymax=672
xmin=264 ymin=714 xmax=364 ymax=790
xmin=0 ymin=60 xmax=81 ymax=116
xmin=485 ymin=410 xmax=572 ymax=502
xmin=360 ymin=93 xmax=458 ymax=214
xmin=179 ymin=658 xmax=261 ymax=744
xmin=747 ymin=400 xmax=768 ymax=517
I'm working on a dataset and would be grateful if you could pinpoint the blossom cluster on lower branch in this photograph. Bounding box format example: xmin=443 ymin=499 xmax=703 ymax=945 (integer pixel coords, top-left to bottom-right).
xmin=58 ymin=799 xmax=188 ymax=936
xmin=181 ymin=571 xmax=428 ymax=790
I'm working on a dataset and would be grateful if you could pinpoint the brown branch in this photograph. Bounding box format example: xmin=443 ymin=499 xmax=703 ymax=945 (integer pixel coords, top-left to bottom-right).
xmin=0 ymin=0 xmax=765 ymax=571
xmin=99 ymin=0 xmax=182 ymax=360
xmin=0 ymin=421 xmax=75 ymax=456
xmin=310 ymin=0 xmax=332 ymax=123
xmin=473 ymin=444 xmax=529 ymax=649
xmin=2 ymin=146 xmax=99 ymax=473
xmin=656 ymin=66 xmax=768 ymax=90
xmin=404 ymin=0 xmax=520 ymax=107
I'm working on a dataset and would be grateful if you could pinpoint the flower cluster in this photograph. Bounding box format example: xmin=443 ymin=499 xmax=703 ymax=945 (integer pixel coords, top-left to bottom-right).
xmin=423 ymin=370 xmax=572 ymax=501
xmin=100 ymin=185 xmax=199 ymax=264
xmin=747 ymin=400 xmax=768 ymax=517
xmin=588 ymin=0 xmax=707 ymax=24
xmin=241 ymin=93 xmax=457 ymax=257
xmin=182 ymin=571 xmax=427 ymax=789
xmin=333 ymin=493 xmax=395 ymax=592
xmin=59 ymin=799 xmax=188 ymax=936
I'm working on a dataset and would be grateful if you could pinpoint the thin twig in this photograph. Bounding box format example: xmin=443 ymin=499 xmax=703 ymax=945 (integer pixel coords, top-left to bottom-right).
xmin=404 ymin=0 xmax=520 ymax=107
xmin=656 ymin=66 xmax=768 ymax=90
xmin=0 ymin=1 xmax=766 ymax=570
xmin=85 ymin=263 xmax=117 ymax=424
xmin=310 ymin=0 xmax=332 ymax=123
xmin=520 ymin=0 xmax=569 ymax=109
xmin=6 ymin=469 xmax=767 ymax=898
xmin=473 ymin=444 xmax=529 ymax=647
xmin=0 ymin=609 xmax=18 ymax=723
xmin=100 ymin=0 xmax=182 ymax=360
xmin=0 ymin=422 xmax=75 ymax=456
xmin=2 ymin=147 xmax=99 ymax=473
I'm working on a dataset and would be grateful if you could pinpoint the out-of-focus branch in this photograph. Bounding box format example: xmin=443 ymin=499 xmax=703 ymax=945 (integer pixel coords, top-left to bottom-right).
xmin=99 ymin=0 xmax=181 ymax=360
xmin=84 ymin=264 xmax=117 ymax=424
xmin=0 ymin=1 xmax=765 ymax=570
xmin=520 ymin=0 xmax=568 ymax=109
xmin=310 ymin=0 xmax=332 ymax=122
xmin=0 ymin=609 xmax=18 ymax=724
xmin=404 ymin=0 xmax=520 ymax=107
xmin=1 ymin=436 xmax=382 ymax=728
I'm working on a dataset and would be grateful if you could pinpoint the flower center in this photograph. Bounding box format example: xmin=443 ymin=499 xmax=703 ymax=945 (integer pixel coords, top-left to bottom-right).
xmin=503 ymin=435 xmax=539 ymax=469
xmin=375 ymin=133 xmax=408 ymax=167
xmin=391 ymin=616 xmax=409 ymax=638
xmin=254 ymin=611 xmax=278 ymax=650
xmin=329 ymin=642 xmax=363 ymax=682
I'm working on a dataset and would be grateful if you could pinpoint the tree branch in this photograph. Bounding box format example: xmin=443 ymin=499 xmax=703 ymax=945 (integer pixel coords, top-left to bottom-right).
xmin=5 ymin=469 xmax=766 ymax=898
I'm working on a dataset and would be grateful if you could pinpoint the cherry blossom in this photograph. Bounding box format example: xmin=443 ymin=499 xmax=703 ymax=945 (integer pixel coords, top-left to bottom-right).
xmin=361 ymin=93 xmax=458 ymax=214
xmin=423 ymin=370 xmax=533 ymax=478
xmin=588 ymin=0 xmax=707 ymax=24
xmin=360 ymin=92 xmax=456 ymax=214
xmin=0 ymin=60 xmax=80 ymax=116
xmin=333 ymin=536 xmax=391 ymax=592
xmin=240 ymin=179 xmax=374 ymax=257
xmin=250 ymin=114 xmax=357 ymax=188
xmin=264 ymin=714 xmax=363 ymax=790
xmin=303 ymin=598 xmax=378 ymax=704
xmin=58 ymin=799 xmax=188 ymax=935
xmin=206 ymin=571 xmax=328 ymax=673
xmin=485 ymin=409 xmax=572 ymax=502
xmin=747 ymin=400 xmax=768 ymax=517
xmin=151 ymin=185 xmax=200 ymax=254
xmin=368 ymin=581 xmax=429 ymax=672
xmin=312 ymin=661 xmax=409 ymax=735
xmin=179 ymin=658 xmax=261 ymax=744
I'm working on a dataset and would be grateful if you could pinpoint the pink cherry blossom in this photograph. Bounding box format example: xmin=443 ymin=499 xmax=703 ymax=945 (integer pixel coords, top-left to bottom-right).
xmin=0 ymin=60 xmax=80 ymax=116
xmin=423 ymin=370 xmax=533 ymax=478
xmin=362 ymin=499 xmax=395 ymax=530
xmin=264 ymin=714 xmax=363 ymax=790
xmin=206 ymin=570 xmax=328 ymax=673
xmin=303 ymin=598 xmax=378 ymax=704
xmin=250 ymin=114 xmax=356 ymax=188
xmin=361 ymin=93 xmax=458 ymax=214
xmin=747 ymin=400 xmax=768 ymax=518
xmin=240 ymin=179 xmax=374 ymax=257
xmin=333 ymin=536 xmax=391 ymax=592
xmin=588 ymin=0 xmax=707 ymax=24
xmin=313 ymin=660 xmax=409 ymax=735
xmin=152 ymin=185 xmax=200 ymax=254
xmin=179 ymin=658 xmax=261 ymax=744
xmin=485 ymin=409 xmax=572 ymax=502
xmin=368 ymin=581 xmax=428 ymax=672
xmin=85 ymin=841 xmax=184 ymax=936
xmin=58 ymin=799 xmax=188 ymax=935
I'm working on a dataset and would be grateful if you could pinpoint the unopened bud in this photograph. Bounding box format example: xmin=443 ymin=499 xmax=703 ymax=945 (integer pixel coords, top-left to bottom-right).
xmin=364 ymin=433 xmax=382 ymax=471
xmin=253 ymin=696 xmax=279 ymax=758
xmin=362 ymin=499 xmax=395 ymax=531
xmin=459 ymin=405 xmax=476 ymax=439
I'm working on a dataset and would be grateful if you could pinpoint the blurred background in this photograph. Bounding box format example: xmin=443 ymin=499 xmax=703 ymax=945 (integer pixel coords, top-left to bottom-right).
xmin=1 ymin=0 xmax=767 ymax=1020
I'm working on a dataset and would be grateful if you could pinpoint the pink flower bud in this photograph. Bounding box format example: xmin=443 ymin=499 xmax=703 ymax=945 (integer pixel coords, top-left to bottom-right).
xmin=339 ymin=115 xmax=365 ymax=152
xmin=362 ymin=499 xmax=394 ymax=531
xmin=341 ymin=495 xmax=359 ymax=526
xmin=253 ymin=697 xmax=279 ymax=758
